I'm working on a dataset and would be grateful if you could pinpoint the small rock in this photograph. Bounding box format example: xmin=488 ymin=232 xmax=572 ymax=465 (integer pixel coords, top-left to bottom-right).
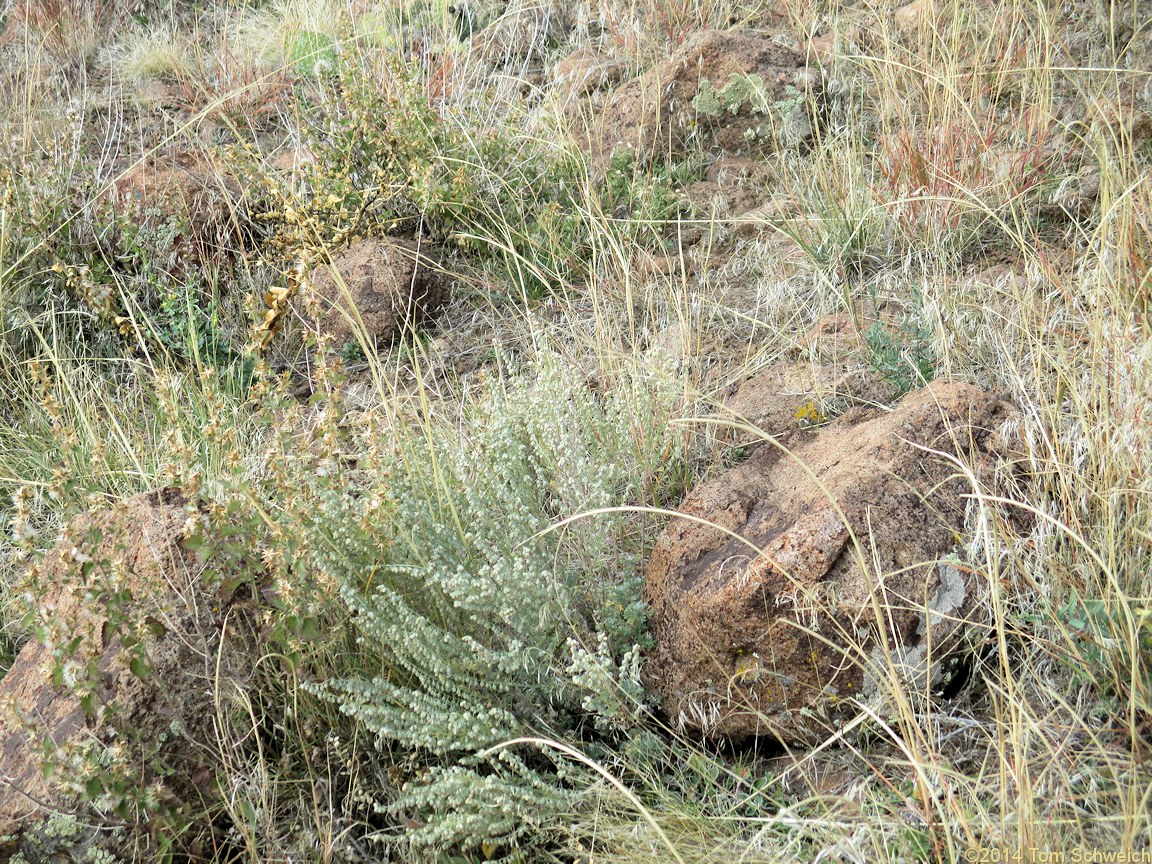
xmin=309 ymin=237 xmax=447 ymax=348
xmin=643 ymin=381 xmax=1013 ymax=743
xmin=550 ymin=45 xmax=627 ymax=106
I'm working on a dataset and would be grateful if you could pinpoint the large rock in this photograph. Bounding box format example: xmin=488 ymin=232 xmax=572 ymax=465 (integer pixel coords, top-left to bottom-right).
xmin=0 ymin=489 xmax=253 ymax=854
xmin=643 ymin=381 xmax=1012 ymax=743
xmin=587 ymin=29 xmax=821 ymax=171
xmin=309 ymin=237 xmax=446 ymax=347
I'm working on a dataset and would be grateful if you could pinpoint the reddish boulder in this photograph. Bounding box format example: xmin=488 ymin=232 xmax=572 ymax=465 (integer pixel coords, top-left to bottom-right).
xmin=0 ymin=490 xmax=253 ymax=854
xmin=643 ymin=381 xmax=1012 ymax=742
xmin=309 ymin=237 xmax=446 ymax=347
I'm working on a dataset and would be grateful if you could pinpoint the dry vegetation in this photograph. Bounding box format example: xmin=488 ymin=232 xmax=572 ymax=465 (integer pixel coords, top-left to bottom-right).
xmin=0 ymin=0 xmax=1150 ymax=860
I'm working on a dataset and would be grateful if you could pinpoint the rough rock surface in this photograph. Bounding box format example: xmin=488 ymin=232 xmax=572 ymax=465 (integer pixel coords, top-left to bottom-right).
xmin=643 ymin=381 xmax=1012 ymax=743
xmin=587 ymin=29 xmax=821 ymax=170
xmin=894 ymin=0 xmax=931 ymax=33
xmin=0 ymin=489 xmax=253 ymax=852
xmin=103 ymin=150 xmax=243 ymax=265
xmin=550 ymin=45 xmax=627 ymax=109
xmin=310 ymin=237 xmax=446 ymax=347
xmin=723 ymin=361 xmax=893 ymax=449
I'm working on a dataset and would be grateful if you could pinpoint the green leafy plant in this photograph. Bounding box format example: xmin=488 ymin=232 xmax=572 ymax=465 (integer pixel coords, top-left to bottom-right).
xmin=1059 ymin=595 xmax=1152 ymax=717
xmin=287 ymin=29 xmax=337 ymax=77
xmin=216 ymin=356 xmax=688 ymax=856
xmin=863 ymin=292 xmax=936 ymax=397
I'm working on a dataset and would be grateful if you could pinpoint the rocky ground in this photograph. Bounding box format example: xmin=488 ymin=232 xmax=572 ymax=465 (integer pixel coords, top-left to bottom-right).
xmin=0 ymin=0 xmax=1150 ymax=861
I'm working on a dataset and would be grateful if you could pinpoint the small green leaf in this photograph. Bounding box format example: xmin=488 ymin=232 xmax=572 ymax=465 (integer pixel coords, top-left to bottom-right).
xmin=85 ymin=776 xmax=104 ymax=800
xmin=129 ymin=655 xmax=152 ymax=679
xmin=143 ymin=616 xmax=167 ymax=638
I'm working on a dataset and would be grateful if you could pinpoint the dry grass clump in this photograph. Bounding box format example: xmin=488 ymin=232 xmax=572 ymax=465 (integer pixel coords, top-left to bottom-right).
xmin=12 ymin=0 xmax=129 ymax=68
xmin=109 ymin=22 xmax=194 ymax=84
